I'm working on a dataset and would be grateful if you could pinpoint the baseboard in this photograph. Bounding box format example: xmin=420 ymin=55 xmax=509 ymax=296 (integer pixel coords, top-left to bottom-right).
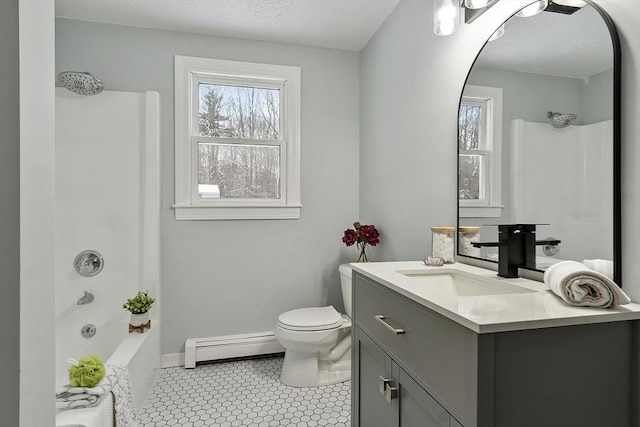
xmin=184 ymin=331 xmax=284 ymax=368
xmin=161 ymin=353 xmax=184 ymax=368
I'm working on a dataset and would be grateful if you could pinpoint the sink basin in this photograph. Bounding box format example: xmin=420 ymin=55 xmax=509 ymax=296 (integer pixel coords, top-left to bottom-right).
xmin=398 ymin=269 xmax=538 ymax=297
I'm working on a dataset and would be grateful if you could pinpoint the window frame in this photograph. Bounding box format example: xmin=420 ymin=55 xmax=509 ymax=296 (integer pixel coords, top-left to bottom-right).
xmin=174 ymin=55 xmax=301 ymax=220
xmin=459 ymin=84 xmax=503 ymax=218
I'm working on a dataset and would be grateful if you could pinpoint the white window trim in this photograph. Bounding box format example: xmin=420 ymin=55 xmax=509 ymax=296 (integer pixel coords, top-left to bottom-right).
xmin=173 ymin=55 xmax=301 ymax=220
xmin=459 ymin=84 xmax=503 ymax=218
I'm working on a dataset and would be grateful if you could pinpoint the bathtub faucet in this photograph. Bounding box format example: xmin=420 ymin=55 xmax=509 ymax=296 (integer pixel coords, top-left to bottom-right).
xmin=472 ymin=224 xmax=561 ymax=278
xmin=77 ymin=291 xmax=94 ymax=305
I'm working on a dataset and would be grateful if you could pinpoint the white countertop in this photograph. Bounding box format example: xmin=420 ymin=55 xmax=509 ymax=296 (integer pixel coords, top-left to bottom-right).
xmin=351 ymin=261 xmax=640 ymax=334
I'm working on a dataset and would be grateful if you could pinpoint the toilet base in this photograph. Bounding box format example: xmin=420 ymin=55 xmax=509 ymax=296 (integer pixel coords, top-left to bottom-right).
xmin=280 ymin=350 xmax=351 ymax=387
xmin=280 ymin=349 xmax=351 ymax=387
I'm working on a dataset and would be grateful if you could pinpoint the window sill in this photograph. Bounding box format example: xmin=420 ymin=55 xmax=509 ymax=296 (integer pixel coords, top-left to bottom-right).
xmin=459 ymin=205 xmax=503 ymax=218
xmin=173 ymin=204 xmax=302 ymax=220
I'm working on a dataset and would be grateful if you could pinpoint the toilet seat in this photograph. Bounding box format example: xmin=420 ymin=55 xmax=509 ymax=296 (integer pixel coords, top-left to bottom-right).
xmin=277 ymin=306 xmax=343 ymax=331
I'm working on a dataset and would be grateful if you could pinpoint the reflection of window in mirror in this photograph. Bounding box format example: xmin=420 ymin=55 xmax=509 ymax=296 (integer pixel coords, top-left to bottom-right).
xmin=458 ymin=84 xmax=503 ymax=218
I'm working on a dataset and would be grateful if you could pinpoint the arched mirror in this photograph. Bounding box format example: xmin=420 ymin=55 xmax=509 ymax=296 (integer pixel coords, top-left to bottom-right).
xmin=457 ymin=1 xmax=621 ymax=284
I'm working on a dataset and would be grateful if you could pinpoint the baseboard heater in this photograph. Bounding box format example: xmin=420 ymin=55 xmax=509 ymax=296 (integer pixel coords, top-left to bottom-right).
xmin=184 ymin=331 xmax=284 ymax=368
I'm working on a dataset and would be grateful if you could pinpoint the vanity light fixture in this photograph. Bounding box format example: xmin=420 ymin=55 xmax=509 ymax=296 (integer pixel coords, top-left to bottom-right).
xmin=516 ymin=0 xmax=549 ymax=17
xmin=545 ymin=0 xmax=587 ymax=15
xmin=464 ymin=0 xmax=498 ymax=9
xmin=437 ymin=0 xmax=559 ymax=37
xmin=434 ymin=0 xmax=461 ymax=36
xmin=552 ymin=0 xmax=587 ymax=7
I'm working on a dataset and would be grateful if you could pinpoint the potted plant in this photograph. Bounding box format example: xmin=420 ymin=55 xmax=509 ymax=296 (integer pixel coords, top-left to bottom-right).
xmin=123 ymin=291 xmax=155 ymax=332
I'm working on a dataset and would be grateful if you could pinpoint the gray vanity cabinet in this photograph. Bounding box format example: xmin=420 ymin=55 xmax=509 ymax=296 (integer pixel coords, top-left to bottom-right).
xmin=356 ymin=328 xmax=395 ymax=427
xmin=352 ymin=271 xmax=638 ymax=427
xmin=355 ymin=328 xmax=452 ymax=427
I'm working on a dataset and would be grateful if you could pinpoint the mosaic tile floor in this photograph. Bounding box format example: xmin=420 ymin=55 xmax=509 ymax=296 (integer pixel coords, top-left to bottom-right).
xmin=139 ymin=355 xmax=351 ymax=427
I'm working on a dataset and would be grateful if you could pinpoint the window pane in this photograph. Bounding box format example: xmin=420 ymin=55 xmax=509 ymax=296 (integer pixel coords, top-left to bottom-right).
xmin=459 ymin=154 xmax=484 ymax=200
xmin=459 ymin=104 xmax=481 ymax=150
xmin=198 ymin=143 xmax=280 ymax=199
xmin=198 ymin=83 xmax=280 ymax=140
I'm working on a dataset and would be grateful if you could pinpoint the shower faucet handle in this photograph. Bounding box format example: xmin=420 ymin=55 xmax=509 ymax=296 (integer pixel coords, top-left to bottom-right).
xmin=74 ymin=250 xmax=104 ymax=277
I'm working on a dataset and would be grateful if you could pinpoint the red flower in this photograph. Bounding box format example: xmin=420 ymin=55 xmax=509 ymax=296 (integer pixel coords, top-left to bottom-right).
xmin=342 ymin=229 xmax=357 ymax=246
xmin=358 ymin=225 xmax=380 ymax=246
xmin=341 ymin=221 xmax=380 ymax=263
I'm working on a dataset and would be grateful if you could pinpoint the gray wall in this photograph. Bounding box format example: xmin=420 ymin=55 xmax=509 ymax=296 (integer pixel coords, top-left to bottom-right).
xmin=0 ymin=0 xmax=21 ymax=424
xmin=360 ymin=0 xmax=640 ymax=301
xmin=582 ymin=68 xmax=615 ymax=124
xmin=359 ymin=0 xmax=464 ymax=262
xmin=56 ymin=19 xmax=361 ymax=354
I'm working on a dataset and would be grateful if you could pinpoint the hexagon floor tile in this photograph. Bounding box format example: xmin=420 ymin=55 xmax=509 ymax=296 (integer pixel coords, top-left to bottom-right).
xmin=139 ymin=355 xmax=351 ymax=426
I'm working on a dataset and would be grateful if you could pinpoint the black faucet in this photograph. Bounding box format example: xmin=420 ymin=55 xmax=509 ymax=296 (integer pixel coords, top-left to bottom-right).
xmin=472 ymin=224 xmax=561 ymax=278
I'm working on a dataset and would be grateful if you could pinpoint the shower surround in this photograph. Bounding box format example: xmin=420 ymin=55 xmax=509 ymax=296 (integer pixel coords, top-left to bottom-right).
xmin=510 ymin=118 xmax=613 ymax=262
xmin=54 ymin=88 xmax=161 ymax=413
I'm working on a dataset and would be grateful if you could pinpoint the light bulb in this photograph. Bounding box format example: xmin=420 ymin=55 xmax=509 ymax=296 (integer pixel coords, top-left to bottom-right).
xmin=438 ymin=0 xmax=457 ymax=21
xmin=553 ymin=0 xmax=587 ymax=6
xmin=516 ymin=0 xmax=549 ymax=17
xmin=435 ymin=20 xmax=456 ymax=36
xmin=434 ymin=0 xmax=460 ymax=36
xmin=488 ymin=24 xmax=505 ymax=41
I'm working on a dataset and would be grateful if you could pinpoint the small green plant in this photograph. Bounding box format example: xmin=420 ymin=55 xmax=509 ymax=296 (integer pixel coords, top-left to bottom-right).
xmin=122 ymin=291 xmax=155 ymax=314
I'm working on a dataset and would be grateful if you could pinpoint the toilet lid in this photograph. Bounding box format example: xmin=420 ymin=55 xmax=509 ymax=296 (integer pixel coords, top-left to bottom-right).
xmin=277 ymin=306 xmax=343 ymax=331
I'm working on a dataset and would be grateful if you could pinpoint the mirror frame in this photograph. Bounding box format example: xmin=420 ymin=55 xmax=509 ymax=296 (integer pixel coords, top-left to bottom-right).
xmin=455 ymin=0 xmax=622 ymax=286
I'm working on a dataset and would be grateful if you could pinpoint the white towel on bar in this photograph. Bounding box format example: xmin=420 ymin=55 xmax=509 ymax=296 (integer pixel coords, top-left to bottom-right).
xmin=544 ymin=260 xmax=630 ymax=308
xmin=582 ymin=259 xmax=614 ymax=280
xmin=107 ymin=365 xmax=138 ymax=427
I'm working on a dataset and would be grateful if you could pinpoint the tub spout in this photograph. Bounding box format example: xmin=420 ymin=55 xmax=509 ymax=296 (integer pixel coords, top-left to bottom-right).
xmin=77 ymin=291 xmax=94 ymax=305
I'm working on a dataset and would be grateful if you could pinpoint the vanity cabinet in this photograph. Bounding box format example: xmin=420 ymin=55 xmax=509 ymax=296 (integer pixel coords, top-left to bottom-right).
xmin=356 ymin=328 xmax=455 ymax=427
xmin=352 ymin=271 xmax=638 ymax=427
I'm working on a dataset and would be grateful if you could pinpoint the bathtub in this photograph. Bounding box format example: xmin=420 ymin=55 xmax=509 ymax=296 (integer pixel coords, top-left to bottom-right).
xmin=54 ymin=88 xmax=161 ymax=425
xmin=56 ymin=320 xmax=160 ymax=426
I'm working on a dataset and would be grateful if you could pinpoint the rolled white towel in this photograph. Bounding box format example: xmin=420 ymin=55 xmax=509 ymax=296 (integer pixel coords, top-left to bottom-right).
xmin=543 ymin=260 xmax=630 ymax=308
xmin=582 ymin=259 xmax=614 ymax=280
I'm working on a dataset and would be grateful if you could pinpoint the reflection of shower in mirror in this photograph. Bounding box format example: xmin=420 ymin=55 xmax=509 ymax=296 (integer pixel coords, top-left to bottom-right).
xmin=547 ymin=111 xmax=578 ymax=129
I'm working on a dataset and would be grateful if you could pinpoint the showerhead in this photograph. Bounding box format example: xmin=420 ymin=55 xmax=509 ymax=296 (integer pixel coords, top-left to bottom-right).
xmin=547 ymin=111 xmax=577 ymax=129
xmin=58 ymin=71 xmax=104 ymax=95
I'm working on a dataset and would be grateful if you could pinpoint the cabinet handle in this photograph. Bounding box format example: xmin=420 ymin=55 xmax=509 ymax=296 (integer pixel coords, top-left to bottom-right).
xmin=379 ymin=376 xmax=391 ymax=395
xmin=379 ymin=376 xmax=398 ymax=403
xmin=385 ymin=384 xmax=398 ymax=403
xmin=374 ymin=315 xmax=405 ymax=334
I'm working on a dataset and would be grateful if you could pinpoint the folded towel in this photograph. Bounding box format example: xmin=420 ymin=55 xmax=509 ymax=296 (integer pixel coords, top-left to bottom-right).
xmin=544 ymin=260 xmax=630 ymax=308
xmin=56 ymin=365 xmax=139 ymax=427
xmin=55 ymin=393 xmax=114 ymax=427
xmin=56 ymin=384 xmax=107 ymax=412
xmin=582 ymin=259 xmax=614 ymax=280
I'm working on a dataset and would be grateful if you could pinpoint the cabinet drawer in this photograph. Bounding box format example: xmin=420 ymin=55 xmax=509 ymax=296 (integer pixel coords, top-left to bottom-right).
xmin=354 ymin=272 xmax=477 ymax=424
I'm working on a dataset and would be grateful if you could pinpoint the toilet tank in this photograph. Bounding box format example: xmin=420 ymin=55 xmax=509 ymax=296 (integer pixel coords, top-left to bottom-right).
xmin=339 ymin=264 xmax=353 ymax=318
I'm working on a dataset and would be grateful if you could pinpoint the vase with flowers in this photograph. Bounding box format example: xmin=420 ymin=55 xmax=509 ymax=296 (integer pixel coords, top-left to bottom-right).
xmin=342 ymin=221 xmax=380 ymax=262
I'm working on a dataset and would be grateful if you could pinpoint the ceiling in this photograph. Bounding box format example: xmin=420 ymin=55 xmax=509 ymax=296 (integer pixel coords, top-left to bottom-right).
xmin=475 ymin=5 xmax=613 ymax=79
xmin=54 ymin=0 xmax=400 ymax=52
xmin=55 ymin=1 xmax=611 ymax=77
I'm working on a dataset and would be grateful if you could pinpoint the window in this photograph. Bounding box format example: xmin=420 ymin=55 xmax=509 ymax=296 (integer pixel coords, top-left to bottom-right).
xmin=458 ymin=85 xmax=503 ymax=218
xmin=174 ymin=56 xmax=301 ymax=220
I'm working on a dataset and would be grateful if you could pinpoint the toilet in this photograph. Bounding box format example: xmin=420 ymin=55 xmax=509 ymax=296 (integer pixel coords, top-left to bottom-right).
xmin=274 ymin=264 xmax=353 ymax=387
